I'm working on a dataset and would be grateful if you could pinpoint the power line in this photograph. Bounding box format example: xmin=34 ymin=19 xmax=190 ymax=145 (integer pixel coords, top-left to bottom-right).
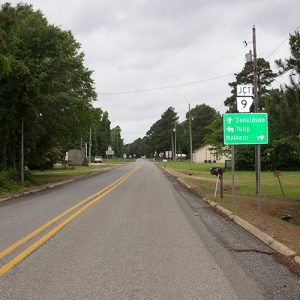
xmin=99 ymin=73 xmax=234 ymax=95
xmin=265 ymin=24 xmax=300 ymax=59
xmin=254 ymin=0 xmax=275 ymax=26
xmin=244 ymin=0 xmax=276 ymax=42
xmin=99 ymin=25 xmax=299 ymax=97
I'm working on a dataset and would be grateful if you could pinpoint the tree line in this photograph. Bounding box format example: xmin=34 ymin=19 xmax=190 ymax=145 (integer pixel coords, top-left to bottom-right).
xmin=124 ymin=104 xmax=220 ymax=159
xmin=0 ymin=3 xmax=124 ymax=179
xmin=126 ymin=31 xmax=300 ymax=170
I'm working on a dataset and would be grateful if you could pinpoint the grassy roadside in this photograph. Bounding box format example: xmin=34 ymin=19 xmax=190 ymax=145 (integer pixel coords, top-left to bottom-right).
xmin=0 ymin=159 xmax=131 ymax=198
xmin=158 ymin=161 xmax=300 ymax=255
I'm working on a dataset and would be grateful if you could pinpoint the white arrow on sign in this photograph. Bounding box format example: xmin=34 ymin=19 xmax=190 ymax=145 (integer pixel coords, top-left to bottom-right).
xmin=257 ymin=135 xmax=264 ymax=140
xmin=227 ymin=117 xmax=233 ymax=124
xmin=227 ymin=126 xmax=234 ymax=133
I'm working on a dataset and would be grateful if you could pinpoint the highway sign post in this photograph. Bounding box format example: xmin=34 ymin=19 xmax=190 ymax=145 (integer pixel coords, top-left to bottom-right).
xmin=223 ymin=113 xmax=268 ymax=145
xmin=224 ymin=112 xmax=268 ymax=213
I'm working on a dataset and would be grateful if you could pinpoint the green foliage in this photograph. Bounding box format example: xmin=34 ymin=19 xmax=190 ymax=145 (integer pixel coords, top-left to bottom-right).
xmin=100 ymin=112 xmax=112 ymax=154
xmin=0 ymin=169 xmax=22 ymax=193
xmin=126 ymin=104 xmax=221 ymax=159
xmin=0 ymin=3 xmax=99 ymax=172
xmin=224 ymin=31 xmax=300 ymax=171
xmin=124 ymin=137 xmax=148 ymax=157
xmin=234 ymin=146 xmax=255 ymax=170
xmin=187 ymin=104 xmax=220 ymax=150
xmin=111 ymin=126 xmax=123 ymax=157
xmin=264 ymin=137 xmax=300 ymax=170
xmin=203 ymin=116 xmax=229 ymax=157
xmin=89 ymin=108 xmax=110 ymax=157
xmin=224 ymin=58 xmax=276 ymax=112
xmin=145 ymin=107 xmax=178 ymax=155
xmin=276 ymin=31 xmax=300 ymax=76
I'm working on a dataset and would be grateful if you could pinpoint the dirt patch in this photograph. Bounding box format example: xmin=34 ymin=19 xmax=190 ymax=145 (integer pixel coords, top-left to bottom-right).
xmin=274 ymin=254 xmax=300 ymax=278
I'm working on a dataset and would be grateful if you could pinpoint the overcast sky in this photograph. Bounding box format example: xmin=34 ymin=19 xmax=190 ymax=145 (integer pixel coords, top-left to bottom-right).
xmin=7 ymin=0 xmax=300 ymax=143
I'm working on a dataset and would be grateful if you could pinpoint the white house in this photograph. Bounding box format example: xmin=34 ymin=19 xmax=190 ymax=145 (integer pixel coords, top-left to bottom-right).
xmin=192 ymin=144 xmax=229 ymax=164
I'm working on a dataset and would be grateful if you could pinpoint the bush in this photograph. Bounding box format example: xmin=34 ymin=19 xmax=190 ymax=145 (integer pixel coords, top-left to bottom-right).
xmin=0 ymin=169 xmax=21 ymax=193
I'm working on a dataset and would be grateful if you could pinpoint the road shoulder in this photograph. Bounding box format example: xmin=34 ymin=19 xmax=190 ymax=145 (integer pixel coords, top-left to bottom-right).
xmin=162 ymin=166 xmax=300 ymax=271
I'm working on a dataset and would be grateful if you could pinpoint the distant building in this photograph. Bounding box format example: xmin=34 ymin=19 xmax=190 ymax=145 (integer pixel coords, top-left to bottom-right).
xmin=192 ymin=144 xmax=229 ymax=163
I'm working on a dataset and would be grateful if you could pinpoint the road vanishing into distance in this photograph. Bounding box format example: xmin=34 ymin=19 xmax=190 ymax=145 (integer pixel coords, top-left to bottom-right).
xmin=0 ymin=160 xmax=300 ymax=299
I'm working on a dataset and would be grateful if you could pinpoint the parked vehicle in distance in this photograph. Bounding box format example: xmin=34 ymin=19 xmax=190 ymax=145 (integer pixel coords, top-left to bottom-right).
xmin=94 ymin=156 xmax=103 ymax=163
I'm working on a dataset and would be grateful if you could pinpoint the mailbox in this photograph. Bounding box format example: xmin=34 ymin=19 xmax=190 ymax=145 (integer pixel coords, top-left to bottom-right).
xmin=210 ymin=167 xmax=224 ymax=176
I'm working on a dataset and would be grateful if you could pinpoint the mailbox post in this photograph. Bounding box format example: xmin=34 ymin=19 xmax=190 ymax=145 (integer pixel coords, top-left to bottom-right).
xmin=210 ymin=167 xmax=225 ymax=199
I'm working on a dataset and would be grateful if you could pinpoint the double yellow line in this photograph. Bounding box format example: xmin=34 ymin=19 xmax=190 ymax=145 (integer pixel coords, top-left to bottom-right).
xmin=0 ymin=166 xmax=139 ymax=276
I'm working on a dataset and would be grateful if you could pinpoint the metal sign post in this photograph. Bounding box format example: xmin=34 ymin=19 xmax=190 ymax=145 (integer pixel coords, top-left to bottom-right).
xmin=223 ymin=113 xmax=268 ymax=212
xmin=231 ymin=145 xmax=236 ymax=211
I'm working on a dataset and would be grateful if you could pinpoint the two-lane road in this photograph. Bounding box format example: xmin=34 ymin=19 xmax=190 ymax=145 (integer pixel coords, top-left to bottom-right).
xmin=0 ymin=160 xmax=299 ymax=299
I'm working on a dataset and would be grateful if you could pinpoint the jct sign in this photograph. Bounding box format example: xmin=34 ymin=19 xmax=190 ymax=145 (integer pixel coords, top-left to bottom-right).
xmin=223 ymin=113 xmax=268 ymax=145
xmin=237 ymin=84 xmax=254 ymax=97
xmin=236 ymin=84 xmax=254 ymax=113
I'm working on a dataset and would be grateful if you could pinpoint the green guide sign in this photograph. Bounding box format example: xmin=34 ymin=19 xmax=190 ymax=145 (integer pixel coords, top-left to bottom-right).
xmin=223 ymin=113 xmax=268 ymax=145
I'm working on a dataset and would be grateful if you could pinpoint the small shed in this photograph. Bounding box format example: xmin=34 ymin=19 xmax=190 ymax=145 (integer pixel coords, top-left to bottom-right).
xmin=192 ymin=144 xmax=229 ymax=163
xmin=67 ymin=149 xmax=85 ymax=165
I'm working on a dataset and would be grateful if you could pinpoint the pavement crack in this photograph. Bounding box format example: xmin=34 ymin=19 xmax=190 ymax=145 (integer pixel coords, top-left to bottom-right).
xmin=228 ymin=248 xmax=274 ymax=255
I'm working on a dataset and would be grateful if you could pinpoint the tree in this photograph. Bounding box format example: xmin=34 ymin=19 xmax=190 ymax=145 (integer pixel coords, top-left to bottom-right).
xmin=0 ymin=3 xmax=18 ymax=79
xmin=0 ymin=3 xmax=96 ymax=171
xmin=222 ymin=57 xmax=276 ymax=170
xmin=111 ymin=126 xmax=123 ymax=157
xmin=261 ymin=31 xmax=300 ymax=170
xmin=99 ymin=111 xmax=111 ymax=156
xmin=202 ymin=115 xmax=229 ymax=157
xmin=187 ymin=104 xmax=220 ymax=150
xmin=126 ymin=104 xmax=221 ymax=159
xmin=146 ymin=107 xmax=178 ymax=155
xmin=224 ymin=58 xmax=276 ymax=112
xmin=276 ymin=31 xmax=300 ymax=76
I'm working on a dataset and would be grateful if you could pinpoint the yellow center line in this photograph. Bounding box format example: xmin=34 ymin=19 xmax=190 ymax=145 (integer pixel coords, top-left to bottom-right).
xmin=0 ymin=166 xmax=139 ymax=261
xmin=0 ymin=166 xmax=139 ymax=276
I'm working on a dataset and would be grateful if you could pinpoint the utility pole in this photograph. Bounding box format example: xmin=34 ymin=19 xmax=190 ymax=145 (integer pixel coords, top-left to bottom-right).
xmin=171 ymin=125 xmax=174 ymax=161
xmin=189 ymin=103 xmax=193 ymax=174
xmin=174 ymin=123 xmax=177 ymax=162
xmin=88 ymin=127 xmax=92 ymax=165
xmin=21 ymin=118 xmax=24 ymax=182
xmin=253 ymin=25 xmax=261 ymax=212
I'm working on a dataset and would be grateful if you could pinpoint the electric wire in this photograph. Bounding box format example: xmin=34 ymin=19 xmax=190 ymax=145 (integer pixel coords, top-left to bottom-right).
xmin=99 ymin=26 xmax=299 ymax=97
xmin=99 ymin=73 xmax=234 ymax=95
xmin=265 ymin=24 xmax=300 ymax=59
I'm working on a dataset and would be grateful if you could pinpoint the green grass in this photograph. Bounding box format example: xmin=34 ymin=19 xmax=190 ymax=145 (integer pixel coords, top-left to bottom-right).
xmin=0 ymin=160 xmax=131 ymax=197
xmin=160 ymin=161 xmax=300 ymax=200
xmin=159 ymin=161 xmax=223 ymax=172
xmin=160 ymin=161 xmax=300 ymax=254
xmin=31 ymin=165 xmax=106 ymax=183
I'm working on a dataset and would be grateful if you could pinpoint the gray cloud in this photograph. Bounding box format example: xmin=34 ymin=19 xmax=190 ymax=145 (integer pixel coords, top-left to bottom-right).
xmin=7 ymin=0 xmax=300 ymax=143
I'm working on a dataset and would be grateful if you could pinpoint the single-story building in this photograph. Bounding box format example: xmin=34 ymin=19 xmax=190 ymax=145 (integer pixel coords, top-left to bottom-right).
xmin=192 ymin=144 xmax=230 ymax=164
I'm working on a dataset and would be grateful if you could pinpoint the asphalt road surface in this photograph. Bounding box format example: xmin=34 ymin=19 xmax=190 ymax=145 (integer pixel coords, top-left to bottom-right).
xmin=0 ymin=160 xmax=300 ymax=299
